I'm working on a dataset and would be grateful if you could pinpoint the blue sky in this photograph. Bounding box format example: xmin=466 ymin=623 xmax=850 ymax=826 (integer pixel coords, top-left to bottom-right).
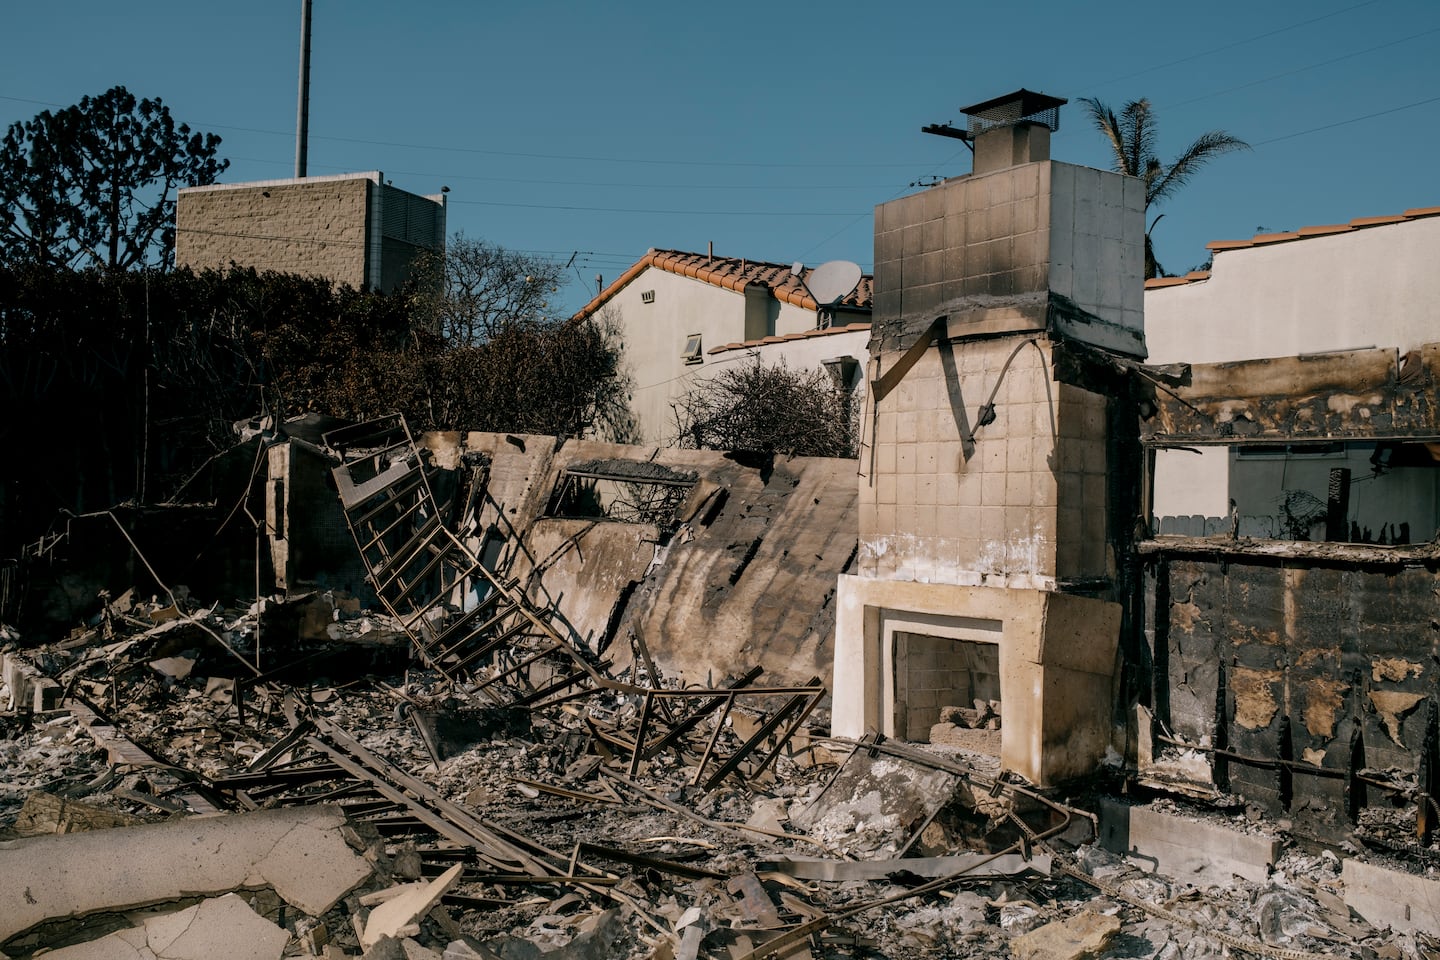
xmin=4 ymin=0 xmax=1436 ymax=316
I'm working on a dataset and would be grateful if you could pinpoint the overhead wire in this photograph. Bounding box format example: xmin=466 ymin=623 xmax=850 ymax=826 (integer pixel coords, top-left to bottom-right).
xmin=1166 ymin=24 xmax=1440 ymax=109
xmin=445 ymin=198 xmax=864 ymax=216
xmin=1253 ymin=93 xmax=1440 ymax=146
xmin=1081 ymin=0 xmax=1388 ymax=90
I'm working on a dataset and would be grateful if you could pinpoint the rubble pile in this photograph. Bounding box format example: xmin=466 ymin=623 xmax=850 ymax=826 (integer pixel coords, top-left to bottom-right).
xmin=3 ymin=591 xmax=1439 ymax=960
xmin=2 ymin=418 xmax=1437 ymax=959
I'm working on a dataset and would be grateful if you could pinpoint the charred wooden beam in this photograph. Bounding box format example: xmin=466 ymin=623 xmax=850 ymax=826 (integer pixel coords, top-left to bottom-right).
xmin=1140 ymin=343 xmax=1440 ymax=444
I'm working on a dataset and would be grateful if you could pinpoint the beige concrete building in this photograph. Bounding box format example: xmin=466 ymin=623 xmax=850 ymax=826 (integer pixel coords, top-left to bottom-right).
xmin=175 ymin=172 xmax=445 ymax=294
xmin=1143 ymin=208 xmax=1440 ymax=540
xmin=830 ymin=90 xmax=1145 ymax=786
xmin=571 ymin=250 xmax=872 ymax=444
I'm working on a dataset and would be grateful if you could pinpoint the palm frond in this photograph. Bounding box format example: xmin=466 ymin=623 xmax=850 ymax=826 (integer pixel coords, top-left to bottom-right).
xmin=1078 ymin=97 xmax=1129 ymax=175
xmin=1147 ymin=130 xmax=1249 ymax=207
xmin=1118 ymin=99 xmax=1156 ymax=180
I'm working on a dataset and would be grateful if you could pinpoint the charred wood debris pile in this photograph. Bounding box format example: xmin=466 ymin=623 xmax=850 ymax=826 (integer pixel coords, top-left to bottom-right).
xmin=0 ymin=420 xmax=1436 ymax=960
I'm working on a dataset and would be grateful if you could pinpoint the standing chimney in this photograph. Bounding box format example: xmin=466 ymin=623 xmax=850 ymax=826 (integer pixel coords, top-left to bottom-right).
xmin=959 ymin=89 xmax=1065 ymax=176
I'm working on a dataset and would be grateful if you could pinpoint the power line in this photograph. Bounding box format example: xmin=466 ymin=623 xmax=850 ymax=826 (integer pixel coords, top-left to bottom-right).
xmin=1253 ymin=93 xmax=1440 ymax=146
xmin=1167 ymin=24 xmax=1440 ymax=109
xmin=202 ymin=151 xmax=894 ymax=196
xmin=359 ymin=171 xmax=893 ymax=192
xmin=800 ymin=146 xmax=970 ymax=261
xmin=1084 ymin=0 xmax=1387 ymax=90
xmin=210 ymin=127 xmax=930 ymax=170
xmin=445 ymin=198 xmax=865 ymax=216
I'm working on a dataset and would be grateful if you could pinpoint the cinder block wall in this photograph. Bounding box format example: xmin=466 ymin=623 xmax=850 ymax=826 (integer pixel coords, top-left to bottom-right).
xmin=176 ymin=179 xmax=370 ymax=286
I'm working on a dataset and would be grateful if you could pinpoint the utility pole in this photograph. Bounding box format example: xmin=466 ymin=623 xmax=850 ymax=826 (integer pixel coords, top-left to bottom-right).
xmin=295 ymin=0 xmax=312 ymax=178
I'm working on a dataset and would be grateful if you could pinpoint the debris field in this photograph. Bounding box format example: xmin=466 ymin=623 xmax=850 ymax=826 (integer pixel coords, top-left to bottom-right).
xmin=1 ymin=416 xmax=1437 ymax=960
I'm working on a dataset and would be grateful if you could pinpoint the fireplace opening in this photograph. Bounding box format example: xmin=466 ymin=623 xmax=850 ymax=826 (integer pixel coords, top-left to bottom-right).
xmin=893 ymin=629 xmax=1001 ymax=753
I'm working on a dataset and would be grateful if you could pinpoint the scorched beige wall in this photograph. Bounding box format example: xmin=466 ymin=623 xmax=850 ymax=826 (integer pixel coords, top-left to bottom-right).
xmin=859 ymin=337 xmax=1110 ymax=590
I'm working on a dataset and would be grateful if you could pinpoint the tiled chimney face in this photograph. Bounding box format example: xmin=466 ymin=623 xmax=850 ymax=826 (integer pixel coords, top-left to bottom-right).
xmin=858 ymin=155 xmax=1145 ymax=588
xmin=872 ymin=159 xmax=1145 ymax=357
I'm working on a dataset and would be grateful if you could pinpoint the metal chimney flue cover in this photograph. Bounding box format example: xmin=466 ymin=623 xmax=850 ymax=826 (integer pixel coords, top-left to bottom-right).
xmin=959 ymin=88 xmax=1067 ymax=137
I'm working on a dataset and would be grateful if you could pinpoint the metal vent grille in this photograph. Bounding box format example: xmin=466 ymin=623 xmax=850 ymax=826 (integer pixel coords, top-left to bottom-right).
xmin=381 ymin=189 xmax=442 ymax=248
xmin=960 ymin=89 xmax=1067 ymax=136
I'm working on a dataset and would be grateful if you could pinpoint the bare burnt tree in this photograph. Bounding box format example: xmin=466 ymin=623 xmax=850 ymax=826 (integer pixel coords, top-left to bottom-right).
xmin=410 ymin=233 xmax=566 ymax=346
xmin=425 ymin=308 xmax=635 ymax=441
xmin=670 ymin=357 xmax=855 ymax=459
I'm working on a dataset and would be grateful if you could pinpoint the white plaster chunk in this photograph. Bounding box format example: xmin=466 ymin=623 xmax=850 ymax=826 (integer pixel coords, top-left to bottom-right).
xmin=40 ymin=894 xmax=288 ymax=960
xmin=0 ymin=805 xmax=372 ymax=941
xmin=362 ymin=863 xmax=465 ymax=948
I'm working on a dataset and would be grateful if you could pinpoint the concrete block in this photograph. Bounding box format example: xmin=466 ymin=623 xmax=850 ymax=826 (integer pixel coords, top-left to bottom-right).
xmin=1239 ymin=515 xmax=1274 ymax=538
xmin=14 ymin=790 xmax=143 ymax=836
xmin=32 ymin=677 xmax=61 ymax=711
xmin=1099 ymin=800 xmax=1278 ymax=886
xmin=1342 ymin=858 xmax=1440 ymax=935
xmin=982 ymin=473 xmax=1007 ymax=508
xmin=1005 ymin=473 xmax=1032 ymax=507
xmin=4 ymin=651 xmax=33 ymax=710
xmin=896 ymin=475 xmax=917 ymax=508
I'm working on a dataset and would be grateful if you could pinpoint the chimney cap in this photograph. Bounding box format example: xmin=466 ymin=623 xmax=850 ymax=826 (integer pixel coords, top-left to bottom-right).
xmin=959 ymin=88 xmax=1067 ymax=136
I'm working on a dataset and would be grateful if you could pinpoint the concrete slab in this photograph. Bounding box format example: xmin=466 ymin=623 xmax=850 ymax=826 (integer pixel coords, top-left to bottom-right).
xmin=1342 ymin=858 xmax=1440 ymax=936
xmin=0 ymin=805 xmax=372 ymax=941
xmin=1098 ymin=799 xmax=1277 ymax=886
xmin=41 ymin=893 xmax=289 ymax=960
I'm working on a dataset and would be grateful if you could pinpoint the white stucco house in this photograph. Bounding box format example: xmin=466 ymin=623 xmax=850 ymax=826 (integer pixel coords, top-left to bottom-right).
xmin=1144 ymin=205 xmax=1440 ymax=542
xmin=570 ymin=249 xmax=873 ymax=445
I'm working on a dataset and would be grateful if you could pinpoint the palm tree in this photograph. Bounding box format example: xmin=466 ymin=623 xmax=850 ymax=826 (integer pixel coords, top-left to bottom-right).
xmin=1079 ymin=97 xmax=1248 ymax=279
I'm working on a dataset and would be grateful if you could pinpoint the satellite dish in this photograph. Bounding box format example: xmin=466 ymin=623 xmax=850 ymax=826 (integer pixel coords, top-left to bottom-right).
xmin=803 ymin=260 xmax=862 ymax=306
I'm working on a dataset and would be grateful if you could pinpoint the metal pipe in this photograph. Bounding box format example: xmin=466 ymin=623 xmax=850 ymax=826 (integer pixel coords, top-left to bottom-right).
xmin=295 ymin=0 xmax=312 ymax=178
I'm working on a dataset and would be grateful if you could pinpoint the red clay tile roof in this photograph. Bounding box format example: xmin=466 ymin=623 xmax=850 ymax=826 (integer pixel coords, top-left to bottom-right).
xmin=570 ymin=249 xmax=873 ymax=322
xmin=1144 ymin=206 xmax=1440 ymax=290
xmin=1144 ymin=271 xmax=1211 ymax=289
xmin=707 ymin=322 xmax=873 ymax=355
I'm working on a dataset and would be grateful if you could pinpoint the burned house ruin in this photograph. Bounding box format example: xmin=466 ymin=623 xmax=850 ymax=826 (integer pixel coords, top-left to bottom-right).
xmin=3 ymin=88 xmax=1440 ymax=960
